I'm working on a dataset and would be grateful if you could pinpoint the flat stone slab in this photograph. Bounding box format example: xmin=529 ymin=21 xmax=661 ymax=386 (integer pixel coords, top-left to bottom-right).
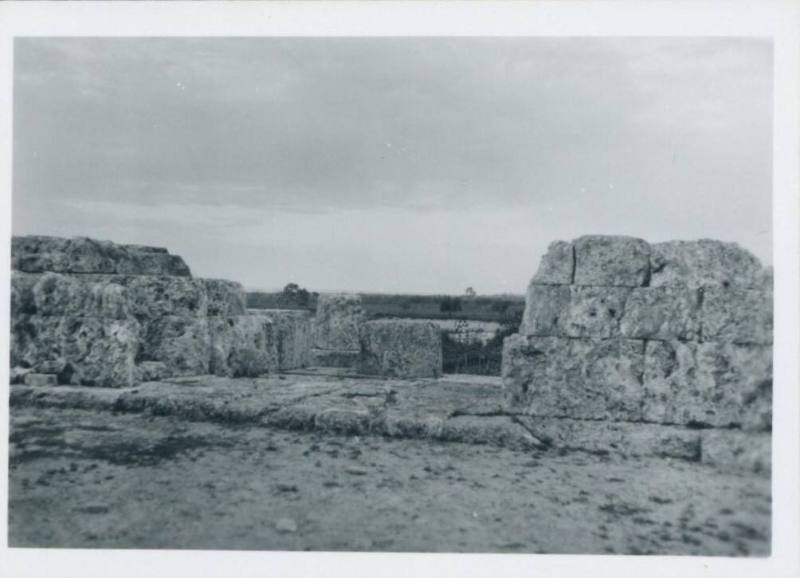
xmin=8 ymin=372 xmax=769 ymax=474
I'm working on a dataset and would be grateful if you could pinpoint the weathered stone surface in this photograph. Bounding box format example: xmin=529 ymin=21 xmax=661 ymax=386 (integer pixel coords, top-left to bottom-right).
xmin=10 ymin=315 xmax=67 ymax=372
xmin=620 ymin=287 xmax=701 ymax=341
xmin=203 ymin=279 xmax=247 ymax=317
xmin=10 ymin=271 xmax=39 ymax=316
xmin=520 ymin=284 xmax=570 ymax=336
xmin=208 ymin=315 xmax=277 ymax=378
xmin=27 ymin=273 xmax=130 ymax=319
xmin=249 ymin=309 xmax=313 ymax=370
xmin=134 ymin=361 xmax=170 ymax=383
xmin=59 ymin=317 xmax=140 ymax=387
xmin=700 ymin=287 xmax=772 ymax=344
xmin=139 ymin=316 xmax=211 ymax=377
xmin=11 ymin=315 xmax=139 ymax=387
xmin=650 ymin=239 xmax=764 ymax=289
xmin=573 ymin=235 xmax=650 ymax=287
xmin=701 ymin=430 xmax=771 ymax=475
xmin=438 ymin=416 xmax=543 ymax=449
xmin=12 ymin=235 xmax=191 ymax=276
xmin=502 ymin=334 xmax=645 ymax=421
xmin=359 ymin=320 xmax=442 ymax=378
xmin=309 ymin=349 xmax=361 ymax=369
xmin=312 ymin=293 xmax=365 ymax=351
xmin=643 ymin=340 xmax=772 ymax=429
xmin=124 ymin=276 xmax=207 ymax=320
xmin=531 ymin=241 xmax=574 ymax=285
xmin=515 ymin=416 xmax=701 ymax=461
xmin=23 ymin=373 xmax=58 ymax=387
xmin=10 ymin=367 xmax=32 ymax=385
xmin=560 ymin=286 xmax=630 ymax=338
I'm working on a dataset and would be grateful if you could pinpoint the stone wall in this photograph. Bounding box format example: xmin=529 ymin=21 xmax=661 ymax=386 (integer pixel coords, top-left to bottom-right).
xmin=503 ymin=236 xmax=773 ymax=432
xmin=10 ymin=236 xmax=279 ymax=386
xmin=310 ymin=293 xmax=365 ymax=368
xmin=359 ymin=319 xmax=443 ymax=378
xmin=248 ymin=309 xmax=313 ymax=370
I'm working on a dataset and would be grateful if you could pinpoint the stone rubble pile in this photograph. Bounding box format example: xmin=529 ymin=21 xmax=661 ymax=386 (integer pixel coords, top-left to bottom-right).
xmin=502 ymin=235 xmax=772 ymax=470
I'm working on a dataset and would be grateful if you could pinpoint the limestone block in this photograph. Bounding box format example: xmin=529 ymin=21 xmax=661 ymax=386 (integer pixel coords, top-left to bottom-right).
xmin=208 ymin=315 xmax=278 ymax=378
xmin=559 ymin=286 xmax=630 ymax=338
xmin=573 ymin=235 xmax=651 ymax=287
xmin=23 ymin=373 xmax=58 ymax=387
xmin=29 ymin=273 xmax=131 ymax=319
xmin=134 ymin=361 xmax=171 ymax=383
xmin=700 ymin=286 xmax=773 ymax=344
xmin=312 ymin=293 xmax=365 ymax=351
xmin=515 ymin=416 xmax=701 ymax=461
xmin=10 ymin=271 xmax=39 ymax=316
xmin=701 ymin=430 xmax=771 ymax=475
xmin=520 ymin=284 xmax=570 ymax=336
xmin=643 ymin=340 xmax=772 ymax=429
xmin=203 ymin=279 xmax=247 ymax=317
xmin=139 ymin=316 xmax=211 ymax=377
xmin=249 ymin=309 xmax=313 ymax=370
xmin=531 ymin=240 xmax=574 ymax=285
xmin=12 ymin=235 xmax=191 ymax=276
xmin=10 ymin=314 xmax=66 ymax=372
xmin=310 ymin=349 xmax=361 ymax=369
xmin=650 ymin=239 xmax=764 ymax=289
xmin=359 ymin=320 xmax=442 ymax=378
xmin=59 ymin=317 xmax=140 ymax=387
xmin=10 ymin=367 xmax=32 ymax=384
xmin=502 ymin=334 xmax=645 ymax=421
xmin=620 ymin=287 xmax=701 ymax=341
xmin=124 ymin=276 xmax=208 ymax=320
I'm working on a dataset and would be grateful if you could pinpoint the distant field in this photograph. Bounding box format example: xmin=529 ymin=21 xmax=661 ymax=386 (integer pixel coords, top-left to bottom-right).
xmin=246 ymin=291 xmax=525 ymax=325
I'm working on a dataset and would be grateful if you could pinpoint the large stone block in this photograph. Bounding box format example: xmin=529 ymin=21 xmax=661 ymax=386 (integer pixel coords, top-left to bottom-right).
xmin=520 ymin=284 xmax=570 ymax=336
xmin=249 ymin=309 xmax=313 ymax=370
xmin=203 ymin=279 xmax=247 ymax=317
xmin=502 ymin=334 xmax=645 ymax=421
xmin=359 ymin=320 xmax=442 ymax=378
xmin=700 ymin=286 xmax=773 ymax=344
xmin=559 ymin=286 xmax=630 ymax=338
xmin=573 ymin=235 xmax=650 ymax=287
xmin=620 ymin=287 xmax=701 ymax=341
xmin=208 ymin=315 xmax=278 ymax=378
xmin=10 ymin=314 xmax=139 ymax=387
xmin=10 ymin=314 xmax=66 ymax=371
xmin=312 ymin=293 xmax=365 ymax=351
xmin=12 ymin=235 xmax=191 ymax=276
xmin=10 ymin=271 xmax=39 ymax=317
xmin=530 ymin=240 xmax=574 ymax=285
xmin=28 ymin=273 xmax=130 ymax=319
xmin=649 ymin=239 xmax=765 ymax=289
xmin=124 ymin=276 xmax=208 ymax=320
xmin=59 ymin=316 xmax=140 ymax=387
xmin=138 ymin=316 xmax=211 ymax=377
xmin=643 ymin=340 xmax=771 ymax=429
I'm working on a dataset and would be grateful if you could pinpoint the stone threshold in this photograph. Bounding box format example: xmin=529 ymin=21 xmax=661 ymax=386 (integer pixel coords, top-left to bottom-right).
xmin=9 ymin=373 xmax=769 ymax=476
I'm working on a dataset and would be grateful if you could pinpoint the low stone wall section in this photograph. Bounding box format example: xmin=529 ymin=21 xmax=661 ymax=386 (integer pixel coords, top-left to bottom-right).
xmin=504 ymin=236 xmax=773 ymax=431
xmin=358 ymin=319 xmax=443 ymax=378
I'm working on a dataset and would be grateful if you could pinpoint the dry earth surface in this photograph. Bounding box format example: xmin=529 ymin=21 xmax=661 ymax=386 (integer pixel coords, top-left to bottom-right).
xmin=9 ymin=402 xmax=770 ymax=555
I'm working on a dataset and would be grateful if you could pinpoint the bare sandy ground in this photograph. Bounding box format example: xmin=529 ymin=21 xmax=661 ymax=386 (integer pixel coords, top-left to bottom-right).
xmin=8 ymin=405 xmax=770 ymax=555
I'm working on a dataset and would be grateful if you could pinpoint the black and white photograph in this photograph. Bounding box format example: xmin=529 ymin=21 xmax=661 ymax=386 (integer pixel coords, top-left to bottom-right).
xmin=1 ymin=2 xmax=798 ymax=577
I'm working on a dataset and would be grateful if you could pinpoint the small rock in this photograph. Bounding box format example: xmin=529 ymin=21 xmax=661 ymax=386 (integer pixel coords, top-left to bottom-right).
xmin=275 ymin=484 xmax=298 ymax=493
xmin=275 ymin=517 xmax=298 ymax=533
xmin=345 ymin=466 xmax=368 ymax=476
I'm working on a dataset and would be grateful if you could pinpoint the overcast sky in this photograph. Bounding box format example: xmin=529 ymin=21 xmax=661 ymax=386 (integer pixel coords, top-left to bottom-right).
xmin=13 ymin=37 xmax=772 ymax=294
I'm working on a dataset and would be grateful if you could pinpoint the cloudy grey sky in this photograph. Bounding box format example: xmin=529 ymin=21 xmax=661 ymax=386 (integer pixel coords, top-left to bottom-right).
xmin=13 ymin=37 xmax=772 ymax=294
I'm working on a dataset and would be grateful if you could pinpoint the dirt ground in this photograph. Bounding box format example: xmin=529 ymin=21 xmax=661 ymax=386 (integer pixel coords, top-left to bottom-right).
xmin=8 ymin=405 xmax=770 ymax=555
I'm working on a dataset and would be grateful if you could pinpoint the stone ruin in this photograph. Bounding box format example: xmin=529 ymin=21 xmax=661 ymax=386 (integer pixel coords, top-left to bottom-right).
xmin=503 ymin=235 xmax=772 ymax=469
xmin=9 ymin=235 xmax=443 ymax=387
